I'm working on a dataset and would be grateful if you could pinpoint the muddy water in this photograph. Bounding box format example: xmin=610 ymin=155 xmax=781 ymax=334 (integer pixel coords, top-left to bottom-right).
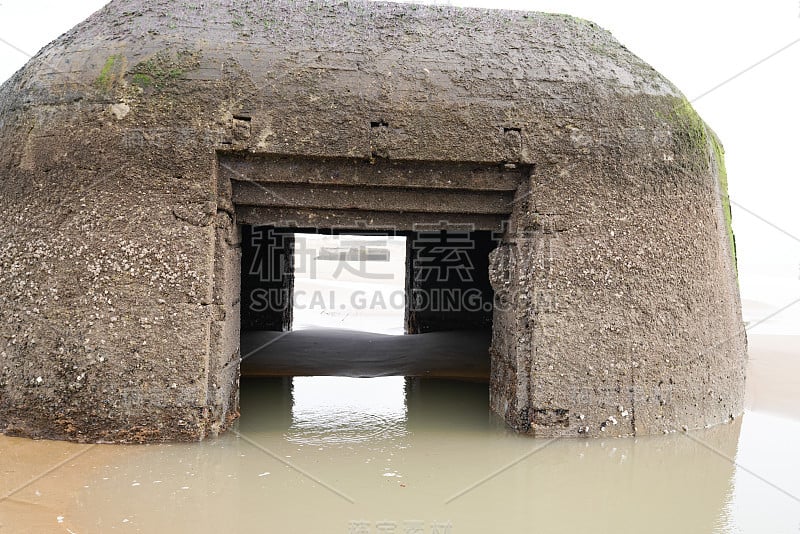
xmin=2 ymin=356 xmax=800 ymax=534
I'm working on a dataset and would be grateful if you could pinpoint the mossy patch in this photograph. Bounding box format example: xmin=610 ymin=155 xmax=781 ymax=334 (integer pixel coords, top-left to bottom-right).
xmin=711 ymin=133 xmax=737 ymax=269
xmin=95 ymin=55 xmax=126 ymax=91
xmin=131 ymin=73 xmax=153 ymax=88
xmin=667 ymin=98 xmax=708 ymax=155
xmin=128 ymin=50 xmax=199 ymax=90
xmin=661 ymin=98 xmax=737 ymax=270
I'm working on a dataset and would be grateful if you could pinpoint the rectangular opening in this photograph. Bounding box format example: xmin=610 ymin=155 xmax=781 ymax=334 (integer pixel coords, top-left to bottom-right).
xmin=213 ymin=153 xmax=523 ymax=438
xmin=224 ymin=153 xmax=521 ymax=381
xmin=238 ymin=224 xmax=494 ymax=379
xmin=292 ymin=232 xmax=407 ymax=335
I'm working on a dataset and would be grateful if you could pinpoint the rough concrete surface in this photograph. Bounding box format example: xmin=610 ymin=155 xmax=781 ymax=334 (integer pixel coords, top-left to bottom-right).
xmin=0 ymin=0 xmax=745 ymax=442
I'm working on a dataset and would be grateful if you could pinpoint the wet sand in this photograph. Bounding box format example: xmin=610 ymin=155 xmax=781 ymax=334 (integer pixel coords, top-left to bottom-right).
xmin=744 ymin=334 xmax=800 ymax=418
xmin=241 ymin=329 xmax=491 ymax=380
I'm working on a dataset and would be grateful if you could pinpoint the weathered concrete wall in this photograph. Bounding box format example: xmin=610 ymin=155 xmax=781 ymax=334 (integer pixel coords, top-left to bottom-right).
xmin=0 ymin=0 xmax=745 ymax=442
xmin=489 ymin=125 xmax=745 ymax=437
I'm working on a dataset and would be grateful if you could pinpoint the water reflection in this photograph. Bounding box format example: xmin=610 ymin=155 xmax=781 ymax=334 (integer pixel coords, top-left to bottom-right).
xmin=5 ymin=375 xmax=800 ymax=533
xmin=233 ymin=376 xmax=746 ymax=533
xmin=240 ymin=376 xmax=493 ymax=440
xmin=239 ymin=377 xmax=293 ymax=432
xmin=404 ymin=378 xmax=494 ymax=433
xmin=290 ymin=376 xmax=407 ymax=445
xmin=729 ymin=411 xmax=800 ymax=533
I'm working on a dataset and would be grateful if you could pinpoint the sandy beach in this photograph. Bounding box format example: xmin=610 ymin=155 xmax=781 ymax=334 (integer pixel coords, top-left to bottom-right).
xmin=744 ymin=334 xmax=800 ymax=419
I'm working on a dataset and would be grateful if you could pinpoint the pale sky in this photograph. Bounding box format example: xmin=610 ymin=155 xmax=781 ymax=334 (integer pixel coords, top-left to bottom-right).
xmin=1 ymin=0 xmax=798 ymax=333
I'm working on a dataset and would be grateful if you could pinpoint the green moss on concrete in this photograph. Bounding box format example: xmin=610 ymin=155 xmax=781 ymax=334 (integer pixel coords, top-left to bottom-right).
xmin=95 ymin=55 xmax=123 ymax=90
xmin=670 ymin=98 xmax=708 ymax=153
xmin=129 ymin=50 xmax=199 ymax=89
xmin=659 ymin=98 xmax=737 ymax=270
xmin=711 ymin=133 xmax=737 ymax=269
xmin=131 ymin=73 xmax=153 ymax=88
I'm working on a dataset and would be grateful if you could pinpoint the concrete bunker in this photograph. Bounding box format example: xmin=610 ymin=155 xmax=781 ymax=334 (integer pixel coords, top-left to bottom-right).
xmin=0 ymin=0 xmax=746 ymax=442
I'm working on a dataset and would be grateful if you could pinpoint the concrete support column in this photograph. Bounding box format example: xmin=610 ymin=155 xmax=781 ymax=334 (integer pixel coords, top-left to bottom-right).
xmin=240 ymin=226 xmax=295 ymax=332
xmin=405 ymin=228 xmax=497 ymax=334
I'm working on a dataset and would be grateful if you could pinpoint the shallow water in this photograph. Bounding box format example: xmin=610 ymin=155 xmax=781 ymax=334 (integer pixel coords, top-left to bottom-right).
xmin=2 ymin=372 xmax=799 ymax=534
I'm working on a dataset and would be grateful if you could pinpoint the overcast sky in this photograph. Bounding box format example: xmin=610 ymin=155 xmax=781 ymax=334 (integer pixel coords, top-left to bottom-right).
xmin=1 ymin=0 xmax=798 ymax=333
